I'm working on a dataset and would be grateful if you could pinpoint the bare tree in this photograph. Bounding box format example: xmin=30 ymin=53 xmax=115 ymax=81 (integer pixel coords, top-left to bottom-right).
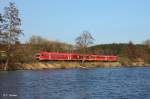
xmin=0 ymin=13 xmax=3 ymax=43
xmin=0 ymin=14 xmax=1 ymax=21
xmin=2 ymin=2 xmax=22 ymax=70
xmin=123 ymin=41 xmax=138 ymax=61
xmin=143 ymin=39 xmax=150 ymax=48
xmin=75 ymin=31 xmax=94 ymax=53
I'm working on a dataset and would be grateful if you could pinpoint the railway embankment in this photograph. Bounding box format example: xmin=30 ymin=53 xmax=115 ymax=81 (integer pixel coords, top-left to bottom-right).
xmin=21 ymin=62 xmax=121 ymax=70
xmin=20 ymin=61 xmax=150 ymax=70
xmin=0 ymin=61 xmax=150 ymax=70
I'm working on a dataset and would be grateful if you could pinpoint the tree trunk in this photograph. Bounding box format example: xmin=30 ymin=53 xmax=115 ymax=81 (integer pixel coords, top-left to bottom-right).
xmin=4 ymin=44 xmax=11 ymax=70
xmin=4 ymin=58 xmax=9 ymax=70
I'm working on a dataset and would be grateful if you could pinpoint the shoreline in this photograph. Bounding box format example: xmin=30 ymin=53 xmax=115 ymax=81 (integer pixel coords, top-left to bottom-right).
xmin=0 ymin=61 xmax=149 ymax=71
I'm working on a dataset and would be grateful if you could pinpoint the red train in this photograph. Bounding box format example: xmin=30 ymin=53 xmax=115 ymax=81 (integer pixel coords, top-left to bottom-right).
xmin=35 ymin=52 xmax=118 ymax=62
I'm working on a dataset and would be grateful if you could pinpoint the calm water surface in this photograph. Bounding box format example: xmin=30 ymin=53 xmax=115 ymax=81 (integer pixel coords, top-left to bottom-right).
xmin=0 ymin=67 xmax=150 ymax=99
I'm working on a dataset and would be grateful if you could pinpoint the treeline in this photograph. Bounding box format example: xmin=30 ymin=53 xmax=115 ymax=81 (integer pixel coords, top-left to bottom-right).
xmin=28 ymin=35 xmax=73 ymax=52
xmin=89 ymin=41 xmax=150 ymax=64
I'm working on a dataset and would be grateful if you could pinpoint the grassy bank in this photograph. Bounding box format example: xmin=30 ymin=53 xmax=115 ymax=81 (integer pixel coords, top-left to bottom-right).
xmin=0 ymin=61 xmax=150 ymax=71
xmin=21 ymin=62 xmax=121 ymax=70
xmin=6 ymin=61 xmax=149 ymax=70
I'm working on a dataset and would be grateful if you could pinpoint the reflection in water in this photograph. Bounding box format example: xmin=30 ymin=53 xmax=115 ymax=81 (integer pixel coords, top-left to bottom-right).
xmin=0 ymin=67 xmax=150 ymax=99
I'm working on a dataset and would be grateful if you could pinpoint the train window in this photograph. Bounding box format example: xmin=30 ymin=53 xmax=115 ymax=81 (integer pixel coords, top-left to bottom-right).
xmin=41 ymin=54 xmax=49 ymax=56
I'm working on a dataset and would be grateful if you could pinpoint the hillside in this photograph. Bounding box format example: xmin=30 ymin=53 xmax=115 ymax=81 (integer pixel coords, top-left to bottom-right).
xmin=88 ymin=43 xmax=150 ymax=64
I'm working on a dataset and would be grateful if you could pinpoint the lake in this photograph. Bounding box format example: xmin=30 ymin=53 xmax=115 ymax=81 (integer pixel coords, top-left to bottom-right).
xmin=0 ymin=67 xmax=150 ymax=99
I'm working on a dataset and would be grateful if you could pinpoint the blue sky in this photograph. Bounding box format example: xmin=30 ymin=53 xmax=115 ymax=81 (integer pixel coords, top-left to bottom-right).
xmin=0 ymin=0 xmax=150 ymax=44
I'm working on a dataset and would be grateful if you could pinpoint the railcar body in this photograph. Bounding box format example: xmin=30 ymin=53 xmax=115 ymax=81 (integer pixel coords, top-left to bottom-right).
xmin=35 ymin=52 xmax=118 ymax=62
